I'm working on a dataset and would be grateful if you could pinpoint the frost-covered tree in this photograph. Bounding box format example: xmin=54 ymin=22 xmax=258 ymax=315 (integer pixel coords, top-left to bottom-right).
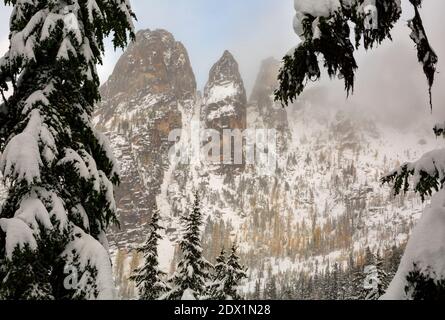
xmin=0 ymin=0 xmax=135 ymax=299
xmin=130 ymin=210 xmax=168 ymax=300
xmin=206 ymin=248 xmax=228 ymax=300
xmin=361 ymin=249 xmax=388 ymax=300
xmin=276 ymin=0 xmax=437 ymax=108
xmin=382 ymin=132 xmax=445 ymax=299
xmin=207 ymin=244 xmax=247 ymax=300
xmin=264 ymin=266 xmax=278 ymax=300
xmin=162 ymin=193 xmax=212 ymax=300
xmin=225 ymin=243 xmax=247 ymax=300
xmin=277 ymin=0 xmax=443 ymax=301
xmin=405 ymin=264 xmax=445 ymax=300
xmin=252 ymin=280 xmax=262 ymax=300
xmin=264 ymin=275 xmax=278 ymax=300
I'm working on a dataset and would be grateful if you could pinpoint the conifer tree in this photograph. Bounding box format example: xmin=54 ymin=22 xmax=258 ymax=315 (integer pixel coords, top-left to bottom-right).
xmin=206 ymin=248 xmax=228 ymax=300
xmin=363 ymin=251 xmax=388 ymax=300
xmin=130 ymin=210 xmax=168 ymax=300
xmin=264 ymin=277 xmax=277 ymax=300
xmin=343 ymin=252 xmax=357 ymax=299
xmin=353 ymin=248 xmax=389 ymax=300
xmin=277 ymin=0 xmax=443 ymax=300
xmin=225 ymin=243 xmax=247 ymax=300
xmin=405 ymin=264 xmax=445 ymax=300
xmin=0 ymin=0 xmax=135 ymax=299
xmin=264 ymin=266 xmax=277 ymax=300
xmin=163 ymin=193 xmax=212 ymax=300
xmin=329 ymin=262 xmax=341 ymax=300
xmin=253 ymin=280 xmax=262 ymax=300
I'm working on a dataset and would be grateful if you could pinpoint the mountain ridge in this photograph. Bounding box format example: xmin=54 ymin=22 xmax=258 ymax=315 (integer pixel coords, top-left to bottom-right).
xmin=0 ymin=27 xmax=440 ymax=299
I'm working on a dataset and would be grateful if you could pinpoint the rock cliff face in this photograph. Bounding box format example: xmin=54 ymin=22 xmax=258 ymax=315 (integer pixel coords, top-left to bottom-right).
xmin=94 ymin=29 xmax=197 ymax=244
xmin=100 ymin=29 xmax=196 ymax=105
xmin=200 ymin=51 xmax=247 ymax=172
xmin=202 ymin=50 xmax=246 ymax=132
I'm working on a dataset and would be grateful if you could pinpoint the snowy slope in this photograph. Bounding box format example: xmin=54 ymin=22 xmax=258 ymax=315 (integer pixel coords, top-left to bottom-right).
xmin=84 ymin=29 xmax=443 ymax=299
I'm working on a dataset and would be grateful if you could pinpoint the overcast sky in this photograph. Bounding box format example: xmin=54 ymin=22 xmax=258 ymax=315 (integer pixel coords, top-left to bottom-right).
xmin=0 ymin=0 xmax=444 ymax=130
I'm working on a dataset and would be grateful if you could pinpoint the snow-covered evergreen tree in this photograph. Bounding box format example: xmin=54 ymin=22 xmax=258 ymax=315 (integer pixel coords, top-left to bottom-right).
xmin=0 ymin=0 xmax=135 ymax=299
xmin=162 ymin=193 xmax=212 ymax=300
xmin=363 ymin=250 xmax=388 ymax=300
xmin=206 ymin=248 xmax=228 ymax=300
xmin=405 ymin=264 xmax=445 ymax=300
xmin=264 ymin=266 xmax=278 ymax=300
xmin=353 ymin=248 xmax=388 ymax=300
xmin=276 ymin=0 xmax=437 ymax=108
xmin=225 ymin=243 xmax=247 ymax=300
xmin=382 ymin=129 xmax=445 ymax=299
xmin=276 ymin=0 xmax=443 ymax=301
xmin=253 ymin=280 xmax=262 ymax=300
xmin=207 ymin=244 xmax=247 ymax=300
xmin=264 ymin=277 xmax=277 ymax=300
xmin=130 ymin=210 xmax=168 ymax=300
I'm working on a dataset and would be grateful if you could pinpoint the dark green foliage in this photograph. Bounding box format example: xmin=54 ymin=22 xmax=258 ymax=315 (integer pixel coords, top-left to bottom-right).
xmin=206 ymin=248 xmax=228 ymax=300
xmin=405 ymin=264 xmax=445 ymax=300
xmin=433 ymin=123 xmax=445 ymax=138
xmin=275 ymin=0 xmax=436 ymax=108
xmin=225 ymin=243 xmax=247 ymax=300
xmin=0 ymin=0 xmax=135 ymax=299
xmin=130 ymin=210 xmax=168 ymax=300
xmin=276 ymin=13 xmax=357 ymax=105
xmin=408 ymin=0 xmax=438 ymax=109
xmin=163 ymin=193 xmax=213 ymax=300
xmin=382 ymin=161 xmax=442 ymax=201
xmin=382 ymin=122 xmax=445 ymax=202
xmin=352 ymin=0 xmax=402 ymax=50
xmin=276 ymin=41 xmax=320 ymax=105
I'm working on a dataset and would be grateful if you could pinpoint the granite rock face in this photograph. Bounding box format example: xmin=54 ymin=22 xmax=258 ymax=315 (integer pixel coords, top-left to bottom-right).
xmin=95 ymin=29 xmax=197 ymax=244
xmin=202 ymin=50 xmax=247 ymax=132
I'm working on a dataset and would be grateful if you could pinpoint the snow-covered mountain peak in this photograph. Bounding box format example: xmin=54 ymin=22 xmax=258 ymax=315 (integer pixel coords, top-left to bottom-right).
xmin=204 ymin=50 xmax=246 ymax=106
xmin=208 ymin=50 xmax=241 ymax=83
xmin=93 ymin=29 xmax=198 ymax=250
xmin=99 ymin=28 xmax=196 ymax=111
xmin=250 ymin=57 xmax=281 ymax=105
xmin=200 ymin=51 xmax=247 ymax=174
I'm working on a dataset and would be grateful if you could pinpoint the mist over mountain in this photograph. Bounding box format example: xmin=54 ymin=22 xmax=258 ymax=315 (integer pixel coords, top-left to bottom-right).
xmin=89 ymin=29 xmax=441 ymax=298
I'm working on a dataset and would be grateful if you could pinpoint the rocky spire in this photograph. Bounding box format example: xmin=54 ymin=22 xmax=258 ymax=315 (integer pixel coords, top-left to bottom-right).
xmin=249 ymin=57 xmax=290 ymax=151
xmin=250 ymin=57 xmax=281 ymax=107
xmin=202 ymin=50 xmax=246 ymax=130
xmin=94 ymin=29 xmax=198 ymax=245
xmin=100 ymin=29 xmax=196 ymax=107
xmin=204 ymin=50 xmax=247 ymax=103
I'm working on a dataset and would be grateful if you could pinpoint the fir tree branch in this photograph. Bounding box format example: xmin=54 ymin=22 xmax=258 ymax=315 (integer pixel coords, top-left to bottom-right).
xmin=408 ymin=0 xmax=438 ymax=111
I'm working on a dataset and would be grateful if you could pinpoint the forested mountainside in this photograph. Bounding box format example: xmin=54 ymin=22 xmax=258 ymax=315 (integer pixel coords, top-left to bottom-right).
xmin=4 ymin=28 xmax=432 ymax=299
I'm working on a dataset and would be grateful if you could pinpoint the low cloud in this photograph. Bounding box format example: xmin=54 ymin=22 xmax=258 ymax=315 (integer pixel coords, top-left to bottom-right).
xmin=282 ymin=0 xmax=445 ymax=132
